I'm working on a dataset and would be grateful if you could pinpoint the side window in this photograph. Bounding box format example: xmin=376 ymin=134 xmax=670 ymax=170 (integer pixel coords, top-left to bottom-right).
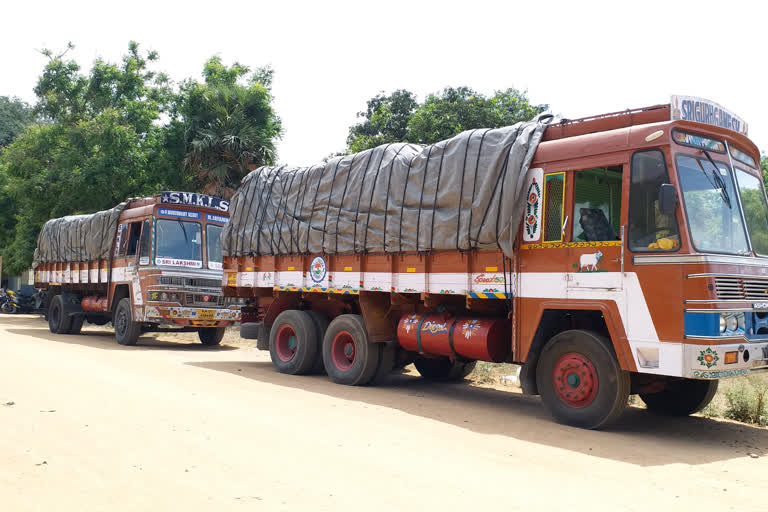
xmin=629 ymin=150 xmax=680 ymax=252
xmin=126 ymin=222 xmax=143 ymax=257
xmin=543 ymin=173 xmax=565 ymax=242
xmin=116 ymin=224 xmax=129 ymax=257
xmin=572 ymin=166 xmax=622 ymax=242
xmin=138 ymin=220 xmax=151 ymax=265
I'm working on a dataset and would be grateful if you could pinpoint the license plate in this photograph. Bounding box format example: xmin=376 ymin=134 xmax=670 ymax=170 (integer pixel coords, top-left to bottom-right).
xmin=199 ymin=309 xmax=215 ymax=320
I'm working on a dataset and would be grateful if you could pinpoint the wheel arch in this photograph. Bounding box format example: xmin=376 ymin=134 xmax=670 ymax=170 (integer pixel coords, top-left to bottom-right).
xmin=519 ymin=302 xmax=636 ymax=395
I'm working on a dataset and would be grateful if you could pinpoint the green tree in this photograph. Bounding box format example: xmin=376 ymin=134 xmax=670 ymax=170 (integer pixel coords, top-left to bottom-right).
xmin=761 ymin=155 xmax=767 ymax=189
xmin=0 ymin=42 xmax=180 ymax=274
xmin=0 ymin=96 xmax=34 ymax=148
xmin=177 ymin=57 xmax=281 ymax=199
xmin=346 ymin=89 xmax=418 ymax=153
xmin=346 ymin=87 xmax=546 ymax=152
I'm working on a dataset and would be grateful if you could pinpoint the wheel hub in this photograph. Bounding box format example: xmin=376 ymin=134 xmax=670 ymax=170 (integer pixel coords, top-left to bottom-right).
xmin=553 ymin=353 xmax=599 ymax=408
xmin=275 ymin=325 xmax=298 ymax=362
xmin=331 ymin=331 xmax=356 ymax=371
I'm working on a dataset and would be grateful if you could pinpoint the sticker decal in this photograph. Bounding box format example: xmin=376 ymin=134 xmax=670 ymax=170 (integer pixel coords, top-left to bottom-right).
xmin=461 ymin=320 xmax=481 ymax=339
xmin=697 ymin=347 xmax=719 ymax=368
xmin=578 ymin=250 xmax=604 ymax=272
xmin=310 ymin=256 xmax=327 ymax=283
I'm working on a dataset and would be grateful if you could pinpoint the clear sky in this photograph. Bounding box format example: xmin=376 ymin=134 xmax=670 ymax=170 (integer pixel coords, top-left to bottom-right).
xmin=2 ymin=0 xmax=766 ymax=166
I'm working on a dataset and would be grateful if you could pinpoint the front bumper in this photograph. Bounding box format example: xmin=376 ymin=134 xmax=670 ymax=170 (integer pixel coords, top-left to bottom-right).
xmin=684 ymin=341 xmax=768 ymax=379
xmin=143 ymin=305 xmax=241 ymax=324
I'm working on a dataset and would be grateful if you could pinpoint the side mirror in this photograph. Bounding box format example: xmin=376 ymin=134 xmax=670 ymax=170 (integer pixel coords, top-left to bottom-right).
xmin=658 ymin=184 xmax=677 ymax=216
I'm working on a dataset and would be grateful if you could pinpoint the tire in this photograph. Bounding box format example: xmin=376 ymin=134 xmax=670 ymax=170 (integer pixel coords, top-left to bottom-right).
xmin=68 ymin=315 xmax=84 ymax=335
xmin=269 ymin=310 xmax=319 ymax=375
xmin=48 ymin=295 xmax=72 ymax=334
xmin=322 ymin=314 xmax=381 ymax=386
xmin=114 ymin=298 xmax=140 ymax=346
xmin=306 ymin=310 xmax=329 ymax=374
xmin=371 ymin=342 xmax=397 ymax=385
xmin=413 ymin=356 xmax=477 ymax=381
xmin=640 ymin=378 xmax=719 ymax=416
xmin=198 ymin=327 xmax=226 ymax=346
xmin=536 ymin=329 xmax=630 ymax=430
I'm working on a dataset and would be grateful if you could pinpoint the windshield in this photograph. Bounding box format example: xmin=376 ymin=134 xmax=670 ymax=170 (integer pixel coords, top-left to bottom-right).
xmin=206 ymin=224 xmax=223 ymax=270
xmin=155 ymin=219 xmax=203 ymax=268
xmin=734 ymin=168 xmax=768 ymax=256
xmin=676 ymin=154 xmax=748 ymax=255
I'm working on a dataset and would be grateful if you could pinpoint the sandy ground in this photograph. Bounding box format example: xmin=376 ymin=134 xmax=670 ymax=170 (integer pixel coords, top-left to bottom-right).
xmin=1 ymin=314 xmax=767 ymax=512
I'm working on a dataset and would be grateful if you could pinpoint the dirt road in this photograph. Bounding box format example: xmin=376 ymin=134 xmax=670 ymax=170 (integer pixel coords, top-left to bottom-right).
xmin=1 ymin=314 xmax=766 ymax=511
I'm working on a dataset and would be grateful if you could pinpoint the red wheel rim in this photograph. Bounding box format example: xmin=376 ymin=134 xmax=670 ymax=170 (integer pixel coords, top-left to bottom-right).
xmin=553 ymin=352 xmax=599 ymax=408
xmin=331 ymin=330 xmax=356 ymax=371
xmin=275 ymin=324 xmax=298 ymax=362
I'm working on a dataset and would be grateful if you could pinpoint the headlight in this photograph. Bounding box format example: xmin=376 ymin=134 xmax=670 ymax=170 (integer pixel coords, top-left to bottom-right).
xmin=737 ymin=313 xmax=746 ymax=331
xmin=720 ymin=314 xmax=727 ymax=333
xmin=161 ymin=293 xmax=168 ymax=301
xmin=726 ymin=315 xmax=738 ymax=332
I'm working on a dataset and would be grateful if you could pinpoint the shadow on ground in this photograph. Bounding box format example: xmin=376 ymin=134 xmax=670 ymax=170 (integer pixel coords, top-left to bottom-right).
xmin=2 ymin=314 xmax=236 ymax=352
xmin=189 ymin=358 xmax=768 ymax=468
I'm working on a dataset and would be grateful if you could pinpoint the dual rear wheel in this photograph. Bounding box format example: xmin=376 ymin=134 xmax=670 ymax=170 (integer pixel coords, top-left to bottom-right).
xmin=269 ymin=311 xmax=394 ymax=385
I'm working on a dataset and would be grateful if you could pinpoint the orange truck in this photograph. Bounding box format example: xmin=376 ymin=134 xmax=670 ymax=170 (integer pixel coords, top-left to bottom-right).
xmin=222 ymin=96 xmax=768 ymax=428
xmin=34 ymin=192 xmax=242 ymax=345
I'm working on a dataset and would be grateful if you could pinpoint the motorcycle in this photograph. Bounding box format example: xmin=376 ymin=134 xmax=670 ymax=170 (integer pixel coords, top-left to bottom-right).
xmin=2 ymin=287 xmax=39 ymax=314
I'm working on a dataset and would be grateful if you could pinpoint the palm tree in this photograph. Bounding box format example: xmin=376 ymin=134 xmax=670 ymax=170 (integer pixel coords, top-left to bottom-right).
xmin=183 ymin=83 xmax=280 ymax=199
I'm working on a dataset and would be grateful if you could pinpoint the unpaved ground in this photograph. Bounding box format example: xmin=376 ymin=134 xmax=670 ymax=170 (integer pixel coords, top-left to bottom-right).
xmin=1 ymin=314 xmax=767 ymax=512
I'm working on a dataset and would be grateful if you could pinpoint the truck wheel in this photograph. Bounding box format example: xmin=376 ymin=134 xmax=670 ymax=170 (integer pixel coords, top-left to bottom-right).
xmin=306 ymin=310 xmax=329 ymax=374
xmin=269 ymin=310 xmax=319 ymax=375
xmin=198 ymin=327 xmax=226 ymax=346
xmin=413 ymin=356 xmax=476 ymax=381
xmin=48 ymin=295 xmax=72 ymax=334
xmin=114 ymin=298 xmax=140 ymax=346
xmin=68 ymin=315 xmax=84 ymax=335
xmin=323 ymin=314 xmax=381 ymax=386
xmin=536 ymin=329 xmax=630 ymax=429
xmin=640 ymin=378 xmax=718 ymax=416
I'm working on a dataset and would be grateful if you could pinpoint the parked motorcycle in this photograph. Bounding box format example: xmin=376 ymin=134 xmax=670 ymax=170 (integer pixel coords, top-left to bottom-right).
xmin=2 ymin=286 xmax=39 ymax=314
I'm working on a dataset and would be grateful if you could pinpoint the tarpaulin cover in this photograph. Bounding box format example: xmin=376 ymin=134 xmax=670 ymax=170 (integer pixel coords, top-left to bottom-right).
xmin=222 ymin=116 xmax=551 ymax=259
xmin=33 ymin=203 xmax=129 ymax=267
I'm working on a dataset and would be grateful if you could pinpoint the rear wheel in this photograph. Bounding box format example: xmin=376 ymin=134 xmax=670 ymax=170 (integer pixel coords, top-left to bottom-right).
xmin=68 ymin=315 xmax=84 ymax=335
xmin=413 ymin=356 xmax=476 ymax=381
xmin=269 ymin=310 xmax=318 ymax=375
xmin=48 ymin=295 xmax=72 ymax=334
xmin=114 ymin=298 xmax=140 ymax=346
xmin=198 ymin=327 xmax=226 ymax=346
xmin=640 ymin=378 xmax=718 ymax=416
xmin=536 ymin=329 xmax=630 ymax=429
xmin=323 ymin=314 xmax=381 ymax=386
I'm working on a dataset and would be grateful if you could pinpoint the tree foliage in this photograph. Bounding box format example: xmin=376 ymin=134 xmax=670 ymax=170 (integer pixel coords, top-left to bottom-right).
xmin=0 ymin=44 xmax=281 ymax=274
xmin=0 ymin=96 xmax=34 ymax=148
xmin=346 ymin=87 xmax=547 ymax=152
xmin=177 ymin=57 xmax=281 ymax=198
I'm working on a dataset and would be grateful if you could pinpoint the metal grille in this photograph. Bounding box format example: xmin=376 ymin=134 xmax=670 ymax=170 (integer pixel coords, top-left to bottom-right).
xmin=543 ymin=177 xmax=564 ymax=242
xmin=159 ymin=276 xmax=220 ymax=289
xmin=184 ymin=294 xmax=224 ymax=307
xmin=715 ymin=276 xmax=768 ymax=301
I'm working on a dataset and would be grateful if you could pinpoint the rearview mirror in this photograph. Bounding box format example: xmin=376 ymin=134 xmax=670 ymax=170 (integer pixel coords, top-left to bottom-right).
xmin=658 ymin=184 xmax=677 ymax=216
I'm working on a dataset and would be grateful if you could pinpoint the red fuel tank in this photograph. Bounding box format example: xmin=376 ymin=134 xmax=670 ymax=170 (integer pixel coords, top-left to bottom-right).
xmin=81 ymin=296 xmax=109 ymax=312
xmin=396 ymin=313 xmax=510 ymax=362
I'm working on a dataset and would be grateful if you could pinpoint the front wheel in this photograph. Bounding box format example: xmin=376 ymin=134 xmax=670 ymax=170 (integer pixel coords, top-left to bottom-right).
xmin=536 ymin=329 xmax=630 ymax=429
xmin=114 ymin=298 xmax=140 ymax=346
xmin=640 ymin=378 xmax=718 ymax=416
xmin=198 ymin=327 xmax=226 ymax=346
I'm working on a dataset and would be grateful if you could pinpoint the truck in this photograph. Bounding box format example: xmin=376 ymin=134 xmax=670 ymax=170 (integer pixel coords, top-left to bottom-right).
xmin=34 ymin=192 xmax=242 ymax=346
xmin=222 ymin=96 xmax=768 ymax=429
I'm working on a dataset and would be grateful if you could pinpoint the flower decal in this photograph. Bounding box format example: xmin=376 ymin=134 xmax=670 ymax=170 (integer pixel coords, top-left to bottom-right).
xmin=697 ymin=348 xmax=719 ymax=368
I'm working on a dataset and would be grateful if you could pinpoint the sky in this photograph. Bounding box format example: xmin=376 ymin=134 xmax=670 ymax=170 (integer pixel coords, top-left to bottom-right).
xmin=2 ymin=0 xmax=766 ymax=166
